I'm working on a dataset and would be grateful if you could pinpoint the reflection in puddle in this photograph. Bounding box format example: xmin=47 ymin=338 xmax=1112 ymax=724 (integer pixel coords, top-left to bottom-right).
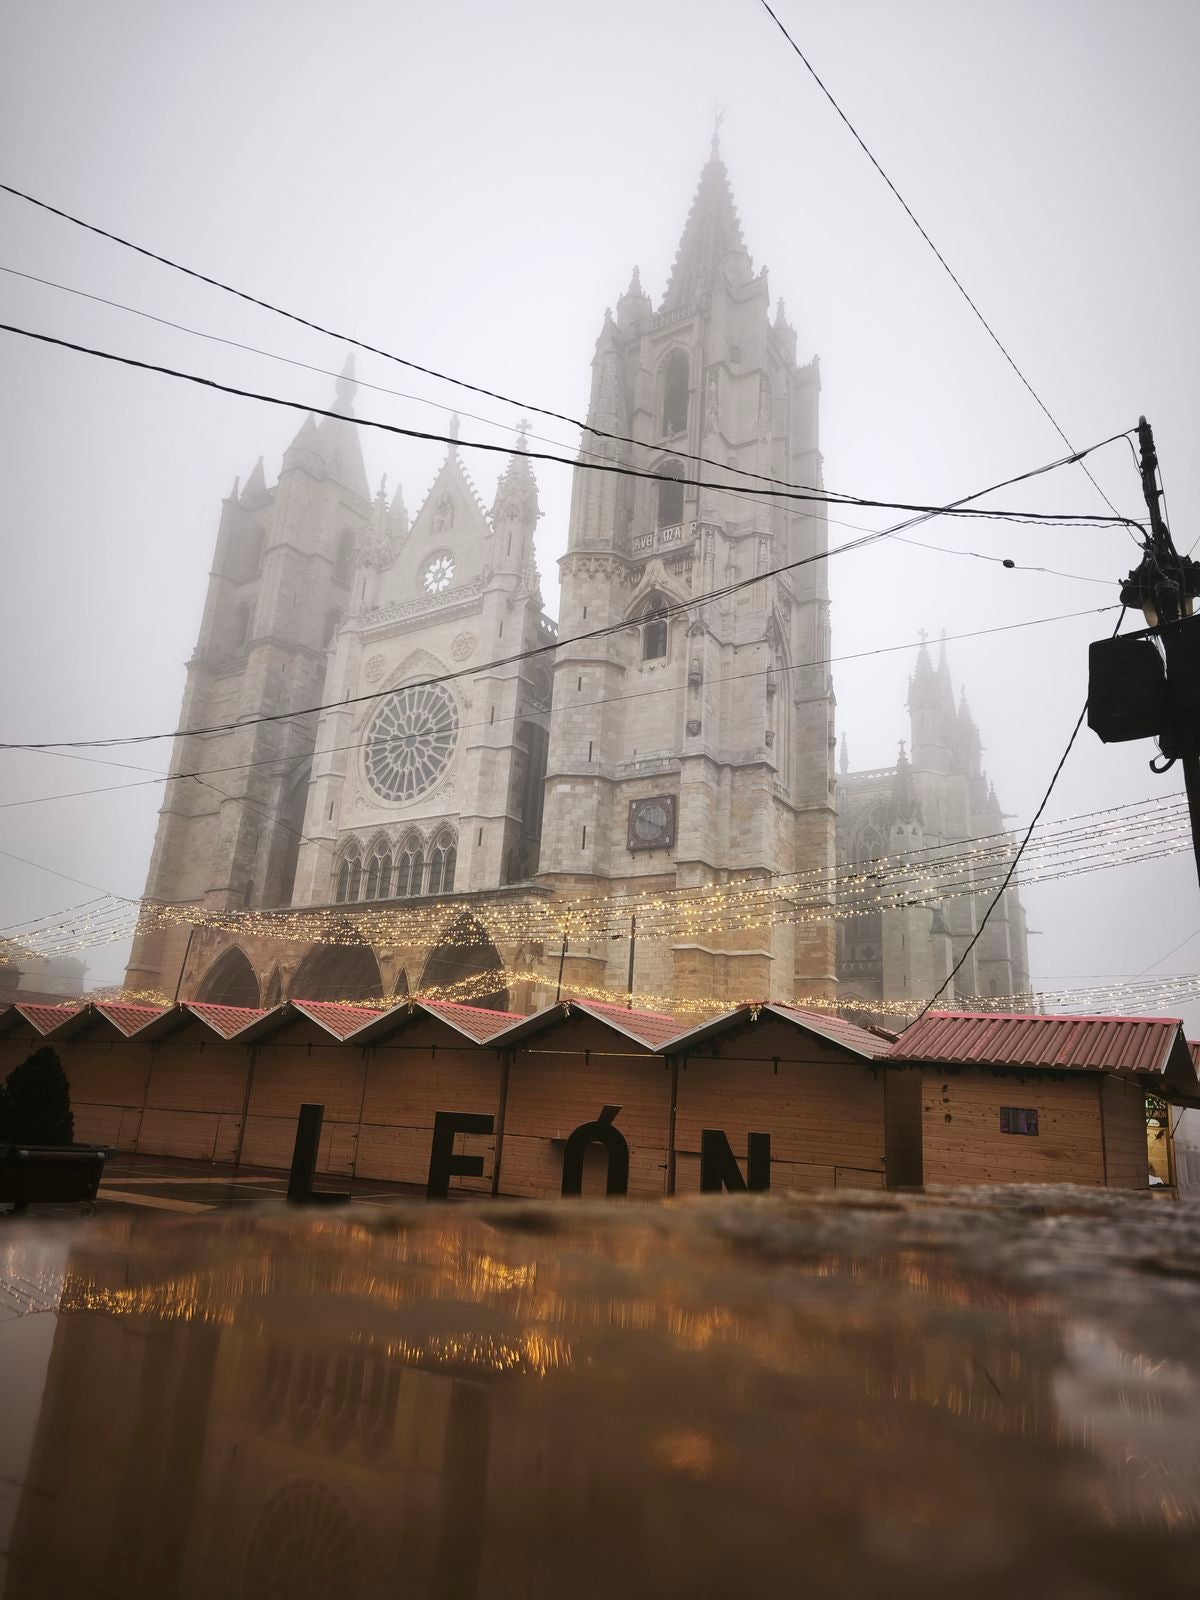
xmin=2 ymin=1189 xmax=1200 ymax=1597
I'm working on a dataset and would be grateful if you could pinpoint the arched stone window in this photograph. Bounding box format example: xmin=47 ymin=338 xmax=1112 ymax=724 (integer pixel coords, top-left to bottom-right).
xmin=332 ymin=529 xmax=355 ymax=586
xmin=231 ymin=603 xmax=252 ymax=652
xmin=195 ymin=947 xmax=260 ymax=1008
xmin=335 ymin=843 xmax=364 ymax=902
xmin=365 ymin=838 xmax=392 ymax=901
xmin=638 ymin=592 xmax=669 ymax=662
xmin=661 ymin=349 xmax=689 ymax=437
xmin=396 ymin=832 xmax=425 ymax=897
xmin=427 ymin=827 xmax=457 ymax=896
xmin=655 ymin=459 xmax=684 ymax=529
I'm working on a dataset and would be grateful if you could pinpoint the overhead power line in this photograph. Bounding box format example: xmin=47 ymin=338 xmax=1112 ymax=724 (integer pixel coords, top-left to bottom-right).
xmin=754 ymin=0 xmax=1129 ymax=529
xmin=0 ymin=321 xmax=1141 ymax=533
xmin=0 ymin=260 xmax=1131 ymax=575
xmin=913 ymin=606 xmax=1128 ymax=1021
xmin=0 ymin=600 xmax=1119 ymax=807
xmin=0 ymin=388 xmax=1129 ymax=753
xmin=0 ymin=177 xmax=1144 ymax=530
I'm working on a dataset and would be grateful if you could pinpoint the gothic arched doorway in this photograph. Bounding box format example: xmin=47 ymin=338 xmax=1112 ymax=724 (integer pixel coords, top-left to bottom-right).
xmin=289 ymin=944 xmax=384 ymax=1004
xmin=195 ymin=947 xmax=260 ymax=1008
xmin=418 ymin=916 xmax=508 ymax=1011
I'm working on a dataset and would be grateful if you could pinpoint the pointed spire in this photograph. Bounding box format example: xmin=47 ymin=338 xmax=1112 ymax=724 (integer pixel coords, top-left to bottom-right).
xmin=358 ymin=473 xmax=399 ymax=571
xmin=335 ymin=352 xmax=357 ymax=412
xmin=839 ymin=730 xmax=849 ymax=777
xmin=617 ymin=264 xmax=651 ymax=332
xmin=228 ymin=475 xmax=240 ymax=501
xmin=240 ymin=456 xmax=267 ymax=504
xmin=389 ymin=477 xmax=409 ymax=537
xmin=492 ymin=420 xmax=541 ymax=537
xmin=660 ymin=137 xmax=749 ymax=311
xmin=891 ymin=741 xmax=919 ymax=823
xmin=313 ymin=363 xmax=369 ymax=501
xmin=448 ymin=414 xmax=460 ymax=450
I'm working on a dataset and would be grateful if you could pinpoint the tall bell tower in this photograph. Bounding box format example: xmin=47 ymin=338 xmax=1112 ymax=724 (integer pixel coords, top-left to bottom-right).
xmin=537 ymin=136 xmax=837 ymax=1005
xmin=125 ymin=363 xmax=374 ymax=1001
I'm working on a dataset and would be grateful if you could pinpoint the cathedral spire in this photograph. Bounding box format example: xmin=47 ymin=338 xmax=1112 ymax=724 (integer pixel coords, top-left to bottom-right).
xmin=839 ymin=730 xmax=849 ymax=777
xmin=240 ymin=456 xmax=268 ymax=505
xmin=660 ymin=137 xmax=750 ymax=312
xmin=313 ymin=360 xmax=370 ymax=501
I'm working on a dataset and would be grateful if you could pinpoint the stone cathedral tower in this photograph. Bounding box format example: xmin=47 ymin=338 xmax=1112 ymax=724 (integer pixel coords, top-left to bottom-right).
xmin=538 ymin=136 xmax=837 ymax=1005
xmin=126 ymin=365 xmax=375 ymax=1000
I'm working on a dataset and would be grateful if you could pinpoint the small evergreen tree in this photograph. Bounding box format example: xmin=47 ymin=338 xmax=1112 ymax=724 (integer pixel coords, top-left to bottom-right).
xmin=0 ymin=1046 xmax=74 ymax=1146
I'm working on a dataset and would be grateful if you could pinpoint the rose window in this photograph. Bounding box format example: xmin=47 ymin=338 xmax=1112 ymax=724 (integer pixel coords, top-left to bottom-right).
xmin=363 ymin=683 xmax=458 ymax=802
xmin=422 ymin=552 xmax=455 ymax=594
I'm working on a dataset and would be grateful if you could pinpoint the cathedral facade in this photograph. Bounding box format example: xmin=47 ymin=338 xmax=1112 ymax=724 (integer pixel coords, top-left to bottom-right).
xmin=126 ymin=140 xmax=1023 ymax=1016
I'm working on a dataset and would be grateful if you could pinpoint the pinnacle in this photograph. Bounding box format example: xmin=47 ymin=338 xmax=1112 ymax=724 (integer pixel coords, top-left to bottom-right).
xmin=660 ymin=138 xmax=748 ymax=312
xmin=240 ymin=456 xmax=267 ymax=502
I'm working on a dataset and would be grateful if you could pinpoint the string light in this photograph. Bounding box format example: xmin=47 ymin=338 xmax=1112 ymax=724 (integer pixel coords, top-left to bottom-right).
xmin=2 ymin=793 xmax=1189 ymax=963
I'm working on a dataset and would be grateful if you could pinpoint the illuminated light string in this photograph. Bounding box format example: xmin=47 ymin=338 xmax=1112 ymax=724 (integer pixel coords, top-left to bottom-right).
xmin=3 ymin=817 xmax=1191 ymax=962
xmin=2 ymin=794 xmax=1189 ymax=954
xmin=3 ymin=792 xmax=1181 ymax=957
xmin=80 ymin=966 xmax=1200 ymax=1025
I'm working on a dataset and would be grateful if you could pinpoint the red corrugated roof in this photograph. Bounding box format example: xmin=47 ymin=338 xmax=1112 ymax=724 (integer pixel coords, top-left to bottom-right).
xmin=420 ymin=1000 xmax=523 ymax=1042
xmin=290 ymin=1001 xmax=387 ymax=1040
xmin=93 ymin=1002 xmax=169 ymax=1037
xmin=568 ymin=999 xmax=686 ymax=1050
xmin=10 ymin=1002 xmax=87 ymax=1035
xmin=889 ymin=1010 xmax=1186 ymax=1076
xmin=183 ymin=1002 xmax=274 ymax=1040
xmin=765 ymin=1004 xmax=894 ymax=1060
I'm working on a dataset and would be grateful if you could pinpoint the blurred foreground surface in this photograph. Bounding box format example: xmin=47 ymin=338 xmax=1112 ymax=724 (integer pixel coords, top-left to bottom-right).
xmin=2 ymin=1187 xmax=1200 ymax=1599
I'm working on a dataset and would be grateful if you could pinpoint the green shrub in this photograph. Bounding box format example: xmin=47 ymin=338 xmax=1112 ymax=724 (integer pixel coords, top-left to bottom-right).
xmin=0 ymin=1045 xmax=75 ymax=1146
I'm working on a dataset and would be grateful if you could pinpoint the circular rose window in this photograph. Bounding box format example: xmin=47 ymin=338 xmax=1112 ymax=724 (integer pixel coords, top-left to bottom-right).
xmin=422 ymin=552 xmax=455 ymax=594
xmin=363 ymin=683 xmax=458 ymax=802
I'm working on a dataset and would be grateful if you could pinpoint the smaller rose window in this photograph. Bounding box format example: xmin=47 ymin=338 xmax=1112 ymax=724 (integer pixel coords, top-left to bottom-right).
xmin=422 ymin=553 xmax=455 ymax=594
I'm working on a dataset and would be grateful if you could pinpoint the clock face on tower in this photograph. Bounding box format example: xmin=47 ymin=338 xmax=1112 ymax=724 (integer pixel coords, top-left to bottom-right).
xmin=627 ymin=795 xmax=676 ymax=852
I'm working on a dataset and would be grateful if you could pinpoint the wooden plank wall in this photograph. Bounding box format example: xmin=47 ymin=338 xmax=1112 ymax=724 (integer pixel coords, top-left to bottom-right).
xmin=358 ymin=1017 xmax=503 ymax=1193
xmin=1099 ymin=1075 xmax=1150 ymax=1188
xmin=674 ymin=1019 xmax=887 ymax=1192
xmin=0 ymin=1023 xmax=1154 ymax=1194
xmin=501 ymin=1015 xmax=672 ymax=1199
xmin=883 ymin=1069 xmax=923 ymax=1187
xmin=920 ymin=1069 xmax=1108 ymax=1186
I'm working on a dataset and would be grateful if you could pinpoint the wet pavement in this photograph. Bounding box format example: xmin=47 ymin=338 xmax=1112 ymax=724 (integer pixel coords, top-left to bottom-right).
xmin=83 ymin=1151 xmax=427 ymax=1215
xmin=2 ymin=1185 xmax=1200 ymax=1598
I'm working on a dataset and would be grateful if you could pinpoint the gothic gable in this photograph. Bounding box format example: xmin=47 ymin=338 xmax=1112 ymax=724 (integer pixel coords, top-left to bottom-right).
xmin=381 ymin=449 xmax=493 ymax=607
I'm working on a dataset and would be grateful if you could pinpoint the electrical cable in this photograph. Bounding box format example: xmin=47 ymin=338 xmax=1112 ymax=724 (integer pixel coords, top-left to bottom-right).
xmin=0 ymin=598 xmax=1120 ymax=807
xmin=0 ymin=379 xmax=1134 ymax=754
xmin=0 ymin=320 xmax=1142 ymax=531
xmin=911 ymin=606 xmax=1128 ymax=1022
xmin=753 ymin=0 xmax=1133 ymax=535
xmin=2 ymin=260 xmax=1136 ymax=556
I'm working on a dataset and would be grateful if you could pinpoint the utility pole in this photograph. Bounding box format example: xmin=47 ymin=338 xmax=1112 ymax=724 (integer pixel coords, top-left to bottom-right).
xmin=1117 ymin=418 xmax=1200 ymax=887
xmin=626 ymin=915 xmax=636 ymax=1008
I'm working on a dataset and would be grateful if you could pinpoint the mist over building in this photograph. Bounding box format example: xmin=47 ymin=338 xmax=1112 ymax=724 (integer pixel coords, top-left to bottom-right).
xmin=125 ymin=139 xmax=1026 ymax=1015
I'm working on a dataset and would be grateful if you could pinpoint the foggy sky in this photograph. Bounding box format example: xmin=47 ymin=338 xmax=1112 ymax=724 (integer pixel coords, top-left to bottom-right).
xmin=1 ymin=0 xmax=1197 ymax=1024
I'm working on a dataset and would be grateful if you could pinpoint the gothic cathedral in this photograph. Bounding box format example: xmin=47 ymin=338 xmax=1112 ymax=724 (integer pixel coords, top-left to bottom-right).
xmin=126 ymin=138 xmax=1023 ymax=1015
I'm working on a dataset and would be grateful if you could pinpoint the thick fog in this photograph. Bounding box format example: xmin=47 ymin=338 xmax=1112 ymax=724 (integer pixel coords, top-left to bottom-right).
xmin=1 ymin=0 xmax=1197 ymax=1025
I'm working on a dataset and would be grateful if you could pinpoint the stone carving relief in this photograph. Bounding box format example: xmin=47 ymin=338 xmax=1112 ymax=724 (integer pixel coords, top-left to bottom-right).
xmin=432 ymin=494 xmax=454 ymax=536
xmin=364 ymin=654 xmax=387 ymax=683
xmin=450 ymin=631 xmax=477 ymax=662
